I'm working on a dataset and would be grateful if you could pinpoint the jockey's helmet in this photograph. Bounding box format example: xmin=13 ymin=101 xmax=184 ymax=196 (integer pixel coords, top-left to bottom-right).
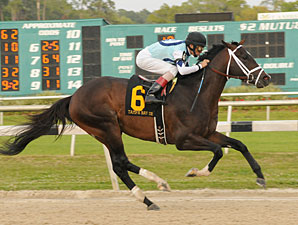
xmin=185 ymin=32 xmax=206 ymax=48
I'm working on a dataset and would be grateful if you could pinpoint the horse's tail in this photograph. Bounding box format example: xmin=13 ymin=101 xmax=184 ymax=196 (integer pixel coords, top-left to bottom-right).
xmin=0 ymin=96 xmax=73 ymax=156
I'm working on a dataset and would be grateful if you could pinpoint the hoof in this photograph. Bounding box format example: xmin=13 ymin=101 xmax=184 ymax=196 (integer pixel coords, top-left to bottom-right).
xmin=147 ymin=203 xmax=160 ymax=211
xmin=185 ymin=168 xmax=198 ymax=177
xmin=256 ymin=178 xmax=266 ymax=189
xmin=157 ymin=182 xmax=171 ymax=192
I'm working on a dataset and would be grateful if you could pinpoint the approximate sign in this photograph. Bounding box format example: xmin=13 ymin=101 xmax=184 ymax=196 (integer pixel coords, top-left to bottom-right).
xmin=0 ymin=19 xmax=107 ymax=96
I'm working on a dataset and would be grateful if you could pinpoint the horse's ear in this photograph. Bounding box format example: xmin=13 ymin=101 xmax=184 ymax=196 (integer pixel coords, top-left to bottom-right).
xmin=239 ymin=39 xmax=245 ymax=45
xmin=221 ymin=40 xmax=233 ymax=49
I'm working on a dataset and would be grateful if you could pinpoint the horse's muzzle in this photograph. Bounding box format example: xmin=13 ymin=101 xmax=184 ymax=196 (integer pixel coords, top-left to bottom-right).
xmin=263 ymin=73 xmax=271 ymax=85
xmin=257 ymin=73 xmax=271 ymax=88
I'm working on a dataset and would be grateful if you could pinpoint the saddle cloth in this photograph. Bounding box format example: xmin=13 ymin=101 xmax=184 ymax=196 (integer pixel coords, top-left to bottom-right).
xmin=125 ymin=75 xmax=160 ymax=117
xmin=125 ymin=75 xmax=168 ymax=145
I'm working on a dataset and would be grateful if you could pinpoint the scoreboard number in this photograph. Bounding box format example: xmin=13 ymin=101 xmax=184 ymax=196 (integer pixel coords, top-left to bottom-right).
xmin=0 ymin=29 xmax=19 ymax=91
xmin=31 ymin=81 xmax=41 ymax=90
xmin=41 ymin=40 xmax=60 ymax=90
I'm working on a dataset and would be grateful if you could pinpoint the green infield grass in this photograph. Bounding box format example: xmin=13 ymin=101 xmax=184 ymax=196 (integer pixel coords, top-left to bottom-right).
xmin=0 ymin=131 xmax=297 ymax=191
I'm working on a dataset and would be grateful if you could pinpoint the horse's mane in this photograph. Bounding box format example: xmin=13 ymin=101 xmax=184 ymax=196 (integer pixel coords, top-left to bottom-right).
xmin=198 ymin=41 xmax=240 ymax=62
xmin=198 ymin=44 xmax=225 ymax=61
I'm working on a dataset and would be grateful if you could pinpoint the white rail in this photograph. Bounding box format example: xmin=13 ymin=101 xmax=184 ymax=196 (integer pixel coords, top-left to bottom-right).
xmin=1 ymin=122 xmax=297 ymax=136
xmin=0 ymin=95 xmax=69 ymax=101
xmin=219 ymin=99 xmax=298 ymax=106
xmin=0 ymin=92 xmax=297 ymax=101
xmin=0 ymin=105 xmax=49 ymax=111
xmin=0 ymin=99 xmax=297 ymax=112
xmin=221 ymin=91 xmax=298 ymax=97
xmin=218 ymin=99 xmax=298 ymax=123
xmin=217 ymin=120 xmax=298 ymax=132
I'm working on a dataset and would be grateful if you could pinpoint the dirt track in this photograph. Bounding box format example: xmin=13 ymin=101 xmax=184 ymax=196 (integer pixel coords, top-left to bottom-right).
xmin=0 ymin=189 xmax=298 ymax=225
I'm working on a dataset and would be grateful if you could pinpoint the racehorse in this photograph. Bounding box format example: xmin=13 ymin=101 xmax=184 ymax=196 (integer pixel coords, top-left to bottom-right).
xmin=0 ymin=40 xmax=271 ymax=210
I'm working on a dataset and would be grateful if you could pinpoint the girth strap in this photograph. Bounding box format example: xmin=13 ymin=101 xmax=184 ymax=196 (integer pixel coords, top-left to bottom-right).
xmin=154 ymin=105 xmax=167 ymax=145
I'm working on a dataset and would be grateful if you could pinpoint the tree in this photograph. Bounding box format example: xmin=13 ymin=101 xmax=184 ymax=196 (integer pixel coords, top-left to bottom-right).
xmin=1 ymin=0 xmax=296 ymax=23
xmin=0 ymin=0 xmax=9 ymax=21
xmin=118 ymin=9 xmax=150 ymax=24
xmin=260 ymin=0 xmax=286 ymax=11
xmin=41 ymin=0 xmax=76 ymax=20
xmin=239 ymin=6 xmax=269 ymax=21
xmin=279 ymin=0 xmax=298 ymax=11
xmin=6 ymin=0 xmax=25 ymax=21
xmin=146 ymin=0 xmax=251 ymax=23
xmin=146 ymin=4 xmax=191 ymax=23
xmin=2 ymin=0 xmax=74 ymax=21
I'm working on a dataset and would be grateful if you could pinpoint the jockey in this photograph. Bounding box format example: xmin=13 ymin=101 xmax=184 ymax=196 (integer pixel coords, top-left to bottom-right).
xmin=136 ymin=32 xmax=210 ymax=104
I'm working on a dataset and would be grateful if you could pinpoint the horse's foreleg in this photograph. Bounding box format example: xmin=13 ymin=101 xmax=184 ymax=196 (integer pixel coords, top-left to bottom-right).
xmin=126 ymin=162 xmax=171 ymax=191
xmin=207 ymin=131 xmax=266 ymax=188
xmin=109 ymin=151 xmax=160 ymax=210
xmin=176 ymin=134 xmax=223 ymax=177
xmin=96 ymin=135 xmax=160 ymax=210
xmin=140 ymin=168 xmax=171 ymax=191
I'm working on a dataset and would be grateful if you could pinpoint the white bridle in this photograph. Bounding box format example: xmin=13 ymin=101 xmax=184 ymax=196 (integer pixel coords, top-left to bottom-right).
xmin=226 ymin=45 xmax=267 ymax=85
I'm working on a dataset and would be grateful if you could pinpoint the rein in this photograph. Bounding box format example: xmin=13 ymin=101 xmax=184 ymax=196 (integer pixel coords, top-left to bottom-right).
xmin=209 ymin=45 xmax=264 ymax=85
xmin=190 ymin=68 xmax=205 ymax=112
xmin=210 ymin=67 xmax=251 ymax=80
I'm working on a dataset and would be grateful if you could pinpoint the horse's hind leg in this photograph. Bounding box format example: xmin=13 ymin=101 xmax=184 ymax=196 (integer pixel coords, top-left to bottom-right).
xmin=126 ymin=162 xmax=171 ymax=191
xmin=96 ymin=136 xmax=160 ymax=210
xmin=207 ymin=131 xmax=266 ymax=188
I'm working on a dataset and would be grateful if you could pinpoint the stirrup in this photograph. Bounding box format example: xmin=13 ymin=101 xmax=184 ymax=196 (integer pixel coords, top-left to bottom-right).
xmin=145 ymin=94 xmax=165 ymax=104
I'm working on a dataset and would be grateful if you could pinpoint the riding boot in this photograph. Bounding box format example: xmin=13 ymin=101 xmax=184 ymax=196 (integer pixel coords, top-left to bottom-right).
xmin=145 ymin=76 xmax=168 ymax=104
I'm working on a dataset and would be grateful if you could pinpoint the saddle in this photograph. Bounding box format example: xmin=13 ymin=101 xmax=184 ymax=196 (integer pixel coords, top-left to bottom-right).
xmin=128 ymin=75 xmax=177 ymax=108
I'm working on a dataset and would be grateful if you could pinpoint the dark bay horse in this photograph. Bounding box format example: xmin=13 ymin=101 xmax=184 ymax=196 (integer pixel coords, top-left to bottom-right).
xmin=0 ymin=40 xmax=271 ymax=210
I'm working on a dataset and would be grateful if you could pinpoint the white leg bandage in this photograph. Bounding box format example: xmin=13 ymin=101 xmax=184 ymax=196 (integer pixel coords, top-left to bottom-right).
xmin=197 ymin=164 xmax=211 ymax=176
xmin=139 ymin=168 xmax=171 ymax=191
xmin=139 ymin=168 xmax=163 ymax=183
xmin=131 ymin=186 xmax=145 ymax=203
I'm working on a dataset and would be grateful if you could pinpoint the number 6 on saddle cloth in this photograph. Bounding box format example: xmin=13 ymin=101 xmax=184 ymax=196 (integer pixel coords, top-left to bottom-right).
xmin=125 ymin=74 xmax=176 ymax=144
